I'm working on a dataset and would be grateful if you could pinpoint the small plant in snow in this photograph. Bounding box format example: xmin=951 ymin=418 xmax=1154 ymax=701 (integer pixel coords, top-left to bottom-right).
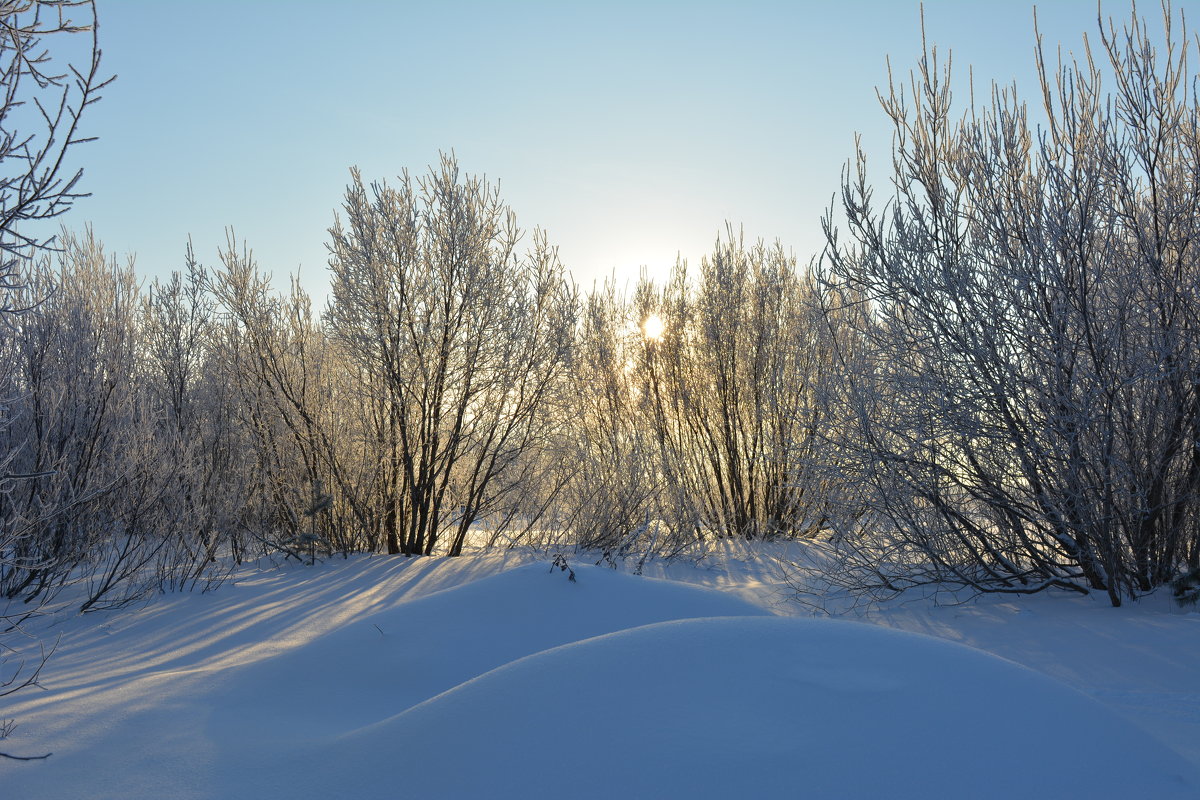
xmin=550 ymin=554 xmax=576 ymax=583
xmin=1171 ymin=568 xmax=1200 ymax=608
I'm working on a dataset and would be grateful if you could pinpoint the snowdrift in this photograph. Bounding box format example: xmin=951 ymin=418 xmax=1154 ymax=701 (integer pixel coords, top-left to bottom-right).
xmin=2 ymin=561 xmax=766 ymax=799
xmin=201 ymin=562 xmax=771 ymax=740
xmin=4 ymin=558 xmax=1197 ymax=799
xmin=281 ymin=616 xmax=1199 ymax=799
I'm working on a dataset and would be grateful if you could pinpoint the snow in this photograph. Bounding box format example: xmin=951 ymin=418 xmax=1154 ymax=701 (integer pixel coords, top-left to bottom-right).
xmin=3 ymin=547 xmax=1199 ymax=798
xmin=346 ymin=617 xmax=1195 ymax=799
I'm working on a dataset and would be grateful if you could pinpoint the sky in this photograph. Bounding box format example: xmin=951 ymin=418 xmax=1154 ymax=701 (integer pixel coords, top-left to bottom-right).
xmin=52 ymin=0 xmax=1139 ymax=300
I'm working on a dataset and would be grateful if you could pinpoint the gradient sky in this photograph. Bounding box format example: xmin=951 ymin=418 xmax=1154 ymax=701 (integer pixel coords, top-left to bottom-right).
xmin=58 ymin=0 xmax=1130 ymax=299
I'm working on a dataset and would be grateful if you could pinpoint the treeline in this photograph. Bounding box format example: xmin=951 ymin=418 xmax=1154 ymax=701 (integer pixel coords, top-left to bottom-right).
xmin=4 ymin=3 xmax=1200 ymax=610
xmin=0 ymin=160 xmax=853 ymax=612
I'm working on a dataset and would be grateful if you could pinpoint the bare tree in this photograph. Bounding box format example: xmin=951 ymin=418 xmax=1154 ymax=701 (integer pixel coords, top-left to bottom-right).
xmin=548 ymin=280 xmax=665 ymax=558
xmin=0 ymin=1 xmax=109 ymax=304
xmin=0 ymin=0 xmax=106 ymax=760
xmin=628 ymin=232 xmax=843 ymax=544
xmin=326 ymin=154 xmax=576 ymax=556
xmin=142 ymin=252 xmax=244 ymax=588
xmin=207 ymin=236 xmax=378 ymax=560
xmin=820 ymin=2 xmax=1200 ymax=606
xmin=1 ymin=230 xmax=229 ymax=613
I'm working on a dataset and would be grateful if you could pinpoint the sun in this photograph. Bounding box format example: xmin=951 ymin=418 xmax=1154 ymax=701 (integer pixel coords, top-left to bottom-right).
xmin=642 ymin=313 xmax=665 ymax=341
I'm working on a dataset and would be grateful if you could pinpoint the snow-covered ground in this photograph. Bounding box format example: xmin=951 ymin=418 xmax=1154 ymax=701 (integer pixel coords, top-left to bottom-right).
xmin=3 ymin=544 xmax=1199 ymax=798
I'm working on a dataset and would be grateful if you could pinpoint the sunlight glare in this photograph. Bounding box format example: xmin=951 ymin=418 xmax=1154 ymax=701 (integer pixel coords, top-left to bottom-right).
xmin=642 ymin=314 xmax=665 ymax=341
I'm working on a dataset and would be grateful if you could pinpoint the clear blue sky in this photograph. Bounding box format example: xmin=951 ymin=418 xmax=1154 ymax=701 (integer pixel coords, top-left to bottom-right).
xmin=61 ymin=0 xmax=1125 ymax=297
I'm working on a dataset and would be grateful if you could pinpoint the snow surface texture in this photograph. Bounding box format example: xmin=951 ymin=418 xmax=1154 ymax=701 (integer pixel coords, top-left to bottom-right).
xmin=3 ymin=548 xmax=1199 ymax=798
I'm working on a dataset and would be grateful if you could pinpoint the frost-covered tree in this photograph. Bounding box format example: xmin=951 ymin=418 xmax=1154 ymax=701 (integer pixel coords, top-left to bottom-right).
xmin=1 ymin=231 xmax=231 ymax=613
xmin=631 ymin=232 xmax=843 ymax=542
xmin=547 ymin=280 xmax=667 ymax=557
xmin=821 ymin=2 xmax=1200 ymax=605
xmin=326 ymin=154 xmax=576 ymax=556
xmin=553 ymin=232 xmax=846 ymax=556
xmin=0 ymin=0 xmax=109 ymax=300
xmin=0 ymin=0 xmax=108 ymax=760
xmin=208 ymin=235 xmax=382 ymax=560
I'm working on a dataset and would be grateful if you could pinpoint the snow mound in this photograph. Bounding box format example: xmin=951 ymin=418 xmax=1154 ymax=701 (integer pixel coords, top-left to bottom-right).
xmin=2 ymin=561 xmax=769 ymax=800
xmin=203 ymin=562 xmax=770 ymax=739
xmin=288 ymin=616 xmax=1200 ymax=800
xmin=7 ymin=558 xmax=1198 ymax=799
